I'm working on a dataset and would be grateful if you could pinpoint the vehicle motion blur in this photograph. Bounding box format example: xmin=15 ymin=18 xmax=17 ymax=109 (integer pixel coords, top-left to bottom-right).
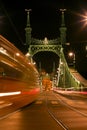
xmin=0 ymin=35 xmax=40 ymax=105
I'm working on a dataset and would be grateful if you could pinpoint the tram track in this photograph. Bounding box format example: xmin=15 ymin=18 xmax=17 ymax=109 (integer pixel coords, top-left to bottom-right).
xmin=45 ymin=91 xmax=69 ymax=130
xmin=44 ymin=91 xmax=87 ymax=130
xmin=54 ymin=92 xmax=87 ymax=118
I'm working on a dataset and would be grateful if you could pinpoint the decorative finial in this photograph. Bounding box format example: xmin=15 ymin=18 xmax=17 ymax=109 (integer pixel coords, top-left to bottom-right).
xmin=25 ymin=9 xmax=32 ymax=13
xmin=25 ymin=9 xmax=32 ymax=27
xmin=60 ymin=9 xmax=66 ymax=13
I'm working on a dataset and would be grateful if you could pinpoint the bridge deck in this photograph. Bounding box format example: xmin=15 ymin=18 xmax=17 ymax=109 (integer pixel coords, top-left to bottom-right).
xmin=0 ymin=91 xmax=63 ymax=130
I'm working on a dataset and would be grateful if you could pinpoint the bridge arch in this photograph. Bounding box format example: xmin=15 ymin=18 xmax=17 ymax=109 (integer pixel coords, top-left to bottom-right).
xmin=28 ymin=39 xmax=85 ymax=90
xmin=25 ymin=9 xmax=87 ymax=90
xmin=29 ymin=44 xmax=62 ymax=57
xmin=33 ymin=51 xmax=59 ymax=73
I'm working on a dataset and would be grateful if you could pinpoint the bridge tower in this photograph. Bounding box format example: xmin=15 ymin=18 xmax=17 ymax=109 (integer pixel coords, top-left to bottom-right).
xmin=24 ymin=9 xmax=82 ymax=89
xmin=25 ymin=9 xmax=32 ymax=47
xmin=25 ymin=9 xmax=67 ymax=74
xmin=59 ymin=9 xmax=67 ymax=45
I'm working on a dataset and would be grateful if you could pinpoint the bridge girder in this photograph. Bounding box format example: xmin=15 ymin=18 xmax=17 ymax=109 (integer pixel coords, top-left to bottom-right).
xmin=28 ymin=43 xmax=82 ymax=90
xmin=29 ymin=44 xmax=62 ymax=57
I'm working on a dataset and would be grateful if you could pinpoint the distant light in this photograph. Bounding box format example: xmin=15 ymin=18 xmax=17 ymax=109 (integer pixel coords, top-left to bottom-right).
xmin=77 ymin=11 xmax=87 ymax=29
xmin=66 ymin=43 xmax=70 ymax=45
xmin=69 ymin=52 xmax=74 ymax=57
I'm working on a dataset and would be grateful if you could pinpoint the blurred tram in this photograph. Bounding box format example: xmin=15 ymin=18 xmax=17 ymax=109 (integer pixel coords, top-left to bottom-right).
xmin=0 ymin=35 xmax=40 ymax=104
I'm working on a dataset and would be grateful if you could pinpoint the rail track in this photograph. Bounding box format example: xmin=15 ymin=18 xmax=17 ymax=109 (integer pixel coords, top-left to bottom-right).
xmin=44 ymin=91 xmax=87 ymax=130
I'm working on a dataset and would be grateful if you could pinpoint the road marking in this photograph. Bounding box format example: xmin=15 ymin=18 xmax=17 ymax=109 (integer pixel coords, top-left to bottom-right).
xmin=35 ymin=101 xmax=42 ymax=104
xmin=51 ymin=101 xmax=58 ymax=105
xmin=0 ymin=101 xmax=13 ymax=109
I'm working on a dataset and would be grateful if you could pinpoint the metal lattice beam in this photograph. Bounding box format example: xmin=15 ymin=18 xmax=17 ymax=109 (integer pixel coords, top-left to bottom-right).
xmin=29 ymin=44 xmax=62 ymax=56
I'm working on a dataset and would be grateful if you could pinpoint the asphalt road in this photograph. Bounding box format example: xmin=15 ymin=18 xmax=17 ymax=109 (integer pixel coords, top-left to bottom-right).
xmin=1 ymin=90 xmax=87 ymax=130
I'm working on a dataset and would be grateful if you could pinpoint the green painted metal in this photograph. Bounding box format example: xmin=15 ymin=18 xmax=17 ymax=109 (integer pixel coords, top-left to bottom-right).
xmin=58 ymin=47 xmax=82 ymax=89
xmin=25 ymin=9 xmax=32 ymax=46
xmin=29 ymin=44 xmax=62 ymax=56
xmin=59 ymin=9 xmax=67 ymax=45
xmin=25 ymin=9 xmax=84 ymax=90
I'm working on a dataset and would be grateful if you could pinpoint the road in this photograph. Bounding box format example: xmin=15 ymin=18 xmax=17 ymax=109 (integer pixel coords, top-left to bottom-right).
xmin=0 ymin=90 xmax=87 ymax=130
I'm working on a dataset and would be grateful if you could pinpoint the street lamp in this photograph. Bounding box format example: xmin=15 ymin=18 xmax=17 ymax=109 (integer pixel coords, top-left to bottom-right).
xmin=68 ymin=52 xmax=76 ymax=69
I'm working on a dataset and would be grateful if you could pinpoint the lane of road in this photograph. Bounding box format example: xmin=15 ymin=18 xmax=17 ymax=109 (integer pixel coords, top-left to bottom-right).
xmin=0 ymin=90 xmax=87 ymax=129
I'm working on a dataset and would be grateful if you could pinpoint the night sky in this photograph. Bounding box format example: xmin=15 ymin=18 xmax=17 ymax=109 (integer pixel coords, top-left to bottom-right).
xmin=0 ymin=0 xmax=87 ymax=78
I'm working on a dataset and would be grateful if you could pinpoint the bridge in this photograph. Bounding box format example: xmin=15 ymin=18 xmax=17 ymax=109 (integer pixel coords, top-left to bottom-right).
xmin=25 ymin=9 xmax=87 ymax=91
xmin=1 ymin=9 xmax=87 ymax=130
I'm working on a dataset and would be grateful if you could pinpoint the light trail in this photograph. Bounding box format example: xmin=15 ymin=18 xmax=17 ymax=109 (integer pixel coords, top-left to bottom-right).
xmin=0 ymin=91 xmax=21 ymax=97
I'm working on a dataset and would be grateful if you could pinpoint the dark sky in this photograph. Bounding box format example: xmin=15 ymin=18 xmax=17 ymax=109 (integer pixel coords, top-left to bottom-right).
xmin=0 ymin=0 xmax=87 ymax=77
xmin=1 ymin=0 xmax=87 ymax=46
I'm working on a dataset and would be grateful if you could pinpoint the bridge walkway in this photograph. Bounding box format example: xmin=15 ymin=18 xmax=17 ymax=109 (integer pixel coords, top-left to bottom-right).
xmin=70 ymin=68 xmax=87 ymax=87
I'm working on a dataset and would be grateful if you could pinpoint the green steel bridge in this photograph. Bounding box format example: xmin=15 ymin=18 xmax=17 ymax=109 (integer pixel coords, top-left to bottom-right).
xmin=25 ymin=9 xmax=87 ymax=90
